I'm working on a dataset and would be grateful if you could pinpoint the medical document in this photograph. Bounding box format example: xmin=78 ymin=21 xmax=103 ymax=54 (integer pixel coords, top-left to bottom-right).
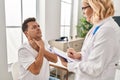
xmin=49 ymin=47 xmax=75 ymax=62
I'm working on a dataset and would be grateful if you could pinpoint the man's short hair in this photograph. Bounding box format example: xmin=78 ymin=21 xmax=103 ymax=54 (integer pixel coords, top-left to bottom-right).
xmin=22 ymin=17 xmax=36 ymax=32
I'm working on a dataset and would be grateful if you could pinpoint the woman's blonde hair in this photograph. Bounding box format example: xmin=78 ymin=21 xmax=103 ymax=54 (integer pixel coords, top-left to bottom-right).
xmin=82 ymin=0 xmax=114 ymax=23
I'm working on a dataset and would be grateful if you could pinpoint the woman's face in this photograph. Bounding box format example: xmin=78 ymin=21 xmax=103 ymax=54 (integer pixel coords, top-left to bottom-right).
xmin=82 ymin=2 xmax=93 ymax=22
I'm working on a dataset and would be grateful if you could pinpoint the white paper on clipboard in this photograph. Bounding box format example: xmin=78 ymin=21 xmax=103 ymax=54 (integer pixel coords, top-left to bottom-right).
xmin=49 ymin=47 xmax=75 ymax=62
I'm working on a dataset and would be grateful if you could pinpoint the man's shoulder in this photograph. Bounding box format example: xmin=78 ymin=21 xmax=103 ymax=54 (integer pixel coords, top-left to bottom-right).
xmin=19 ymin=42 xmax=30 ymax=50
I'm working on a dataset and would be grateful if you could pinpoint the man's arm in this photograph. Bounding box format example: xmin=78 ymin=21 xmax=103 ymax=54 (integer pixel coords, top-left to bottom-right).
xmin=44 ymin=50 xmax=58 ymax=63
xmin=27 ymin=38 xmax=45 ymax=75
xmin=27 ymin=47 xmax=44 ymax=75
xmin=34 ymin=39 xmax=58 ymax=63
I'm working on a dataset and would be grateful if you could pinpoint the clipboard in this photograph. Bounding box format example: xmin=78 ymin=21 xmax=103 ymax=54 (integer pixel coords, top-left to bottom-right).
xmin=49 ymin=47 xmax=75 ymax=62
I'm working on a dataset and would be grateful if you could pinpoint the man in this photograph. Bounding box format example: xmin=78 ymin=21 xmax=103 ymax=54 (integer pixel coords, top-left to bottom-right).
xmin=18 ymin=17 xmax=58 ymax=80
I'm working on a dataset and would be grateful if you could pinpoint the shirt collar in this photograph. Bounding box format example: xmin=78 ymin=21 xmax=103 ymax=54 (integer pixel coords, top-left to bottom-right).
xmin=93 ymin=16 xmax=112 ymax=28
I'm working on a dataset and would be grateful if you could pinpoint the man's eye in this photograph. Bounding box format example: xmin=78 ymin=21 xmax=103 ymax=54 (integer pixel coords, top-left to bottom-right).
xmin=32 ymin=27 xmax=36 ymax=29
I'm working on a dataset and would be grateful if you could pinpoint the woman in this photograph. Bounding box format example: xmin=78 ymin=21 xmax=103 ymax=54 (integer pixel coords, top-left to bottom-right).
xmin=60 ymin=0 xmax=120 ymax=80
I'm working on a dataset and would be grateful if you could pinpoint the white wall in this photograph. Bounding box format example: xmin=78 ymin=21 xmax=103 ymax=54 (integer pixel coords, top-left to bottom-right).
xmin=36 ymin=0 xmax=45 ymax=40
xmin=45 ymin=0 xmax=61 ymax=41
xmin=70 ymin=0 xmax=79 ymax=39
xmin=37 ymin=0 xmax=61 ymax=44
xmin=0 ymin=0 xmax=9 ymax=79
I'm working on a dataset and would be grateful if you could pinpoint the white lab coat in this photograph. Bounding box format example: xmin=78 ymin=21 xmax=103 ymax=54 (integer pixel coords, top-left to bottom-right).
xmin=67 ymin=17 xmax=120 ymax=80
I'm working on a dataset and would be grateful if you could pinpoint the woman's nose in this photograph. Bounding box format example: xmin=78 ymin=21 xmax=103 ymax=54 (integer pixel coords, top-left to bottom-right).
xmin=82 ymin=11 xmax=85 ymax=16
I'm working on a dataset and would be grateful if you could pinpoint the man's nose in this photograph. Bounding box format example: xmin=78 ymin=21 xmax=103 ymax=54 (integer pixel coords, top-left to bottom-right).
xmin=37 ymin=26 xmax=40 ymax=30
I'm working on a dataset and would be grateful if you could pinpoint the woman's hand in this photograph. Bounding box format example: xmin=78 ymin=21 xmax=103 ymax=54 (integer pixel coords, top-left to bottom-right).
xmin=67 ymin=48 xmax=81 ymax=60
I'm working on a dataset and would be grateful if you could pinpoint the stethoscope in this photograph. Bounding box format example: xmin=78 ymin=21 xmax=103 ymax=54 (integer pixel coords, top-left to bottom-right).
xmin=81 ymin=25 xmax=101 ymax=60
xmin=82 ymin=25 xmax=101 ymax=52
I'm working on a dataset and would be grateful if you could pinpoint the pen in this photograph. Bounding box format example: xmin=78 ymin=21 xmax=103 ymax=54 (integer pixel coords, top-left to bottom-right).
xmin=67 ymin=41 xmax=70 ymax=48
xmin=66 ymin=37 xmax=70 ymax=48
xmin=66 ymin=38 xmax=74 ymax=55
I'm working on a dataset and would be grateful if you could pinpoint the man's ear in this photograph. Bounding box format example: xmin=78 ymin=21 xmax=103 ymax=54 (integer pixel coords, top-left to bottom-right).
xmin=24 ymin=31 xmax=28 ymax=37
xmin=24 ymin=31 xmax=32 ymax=40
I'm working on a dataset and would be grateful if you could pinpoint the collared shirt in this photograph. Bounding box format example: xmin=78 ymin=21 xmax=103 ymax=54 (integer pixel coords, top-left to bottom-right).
xmin=18 ymin=42 xmax=49 ymax=80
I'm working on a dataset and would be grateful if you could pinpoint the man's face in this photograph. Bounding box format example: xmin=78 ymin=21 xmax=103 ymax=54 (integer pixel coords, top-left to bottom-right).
xmin=25 ymin=21 xmax=42 ymax=40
